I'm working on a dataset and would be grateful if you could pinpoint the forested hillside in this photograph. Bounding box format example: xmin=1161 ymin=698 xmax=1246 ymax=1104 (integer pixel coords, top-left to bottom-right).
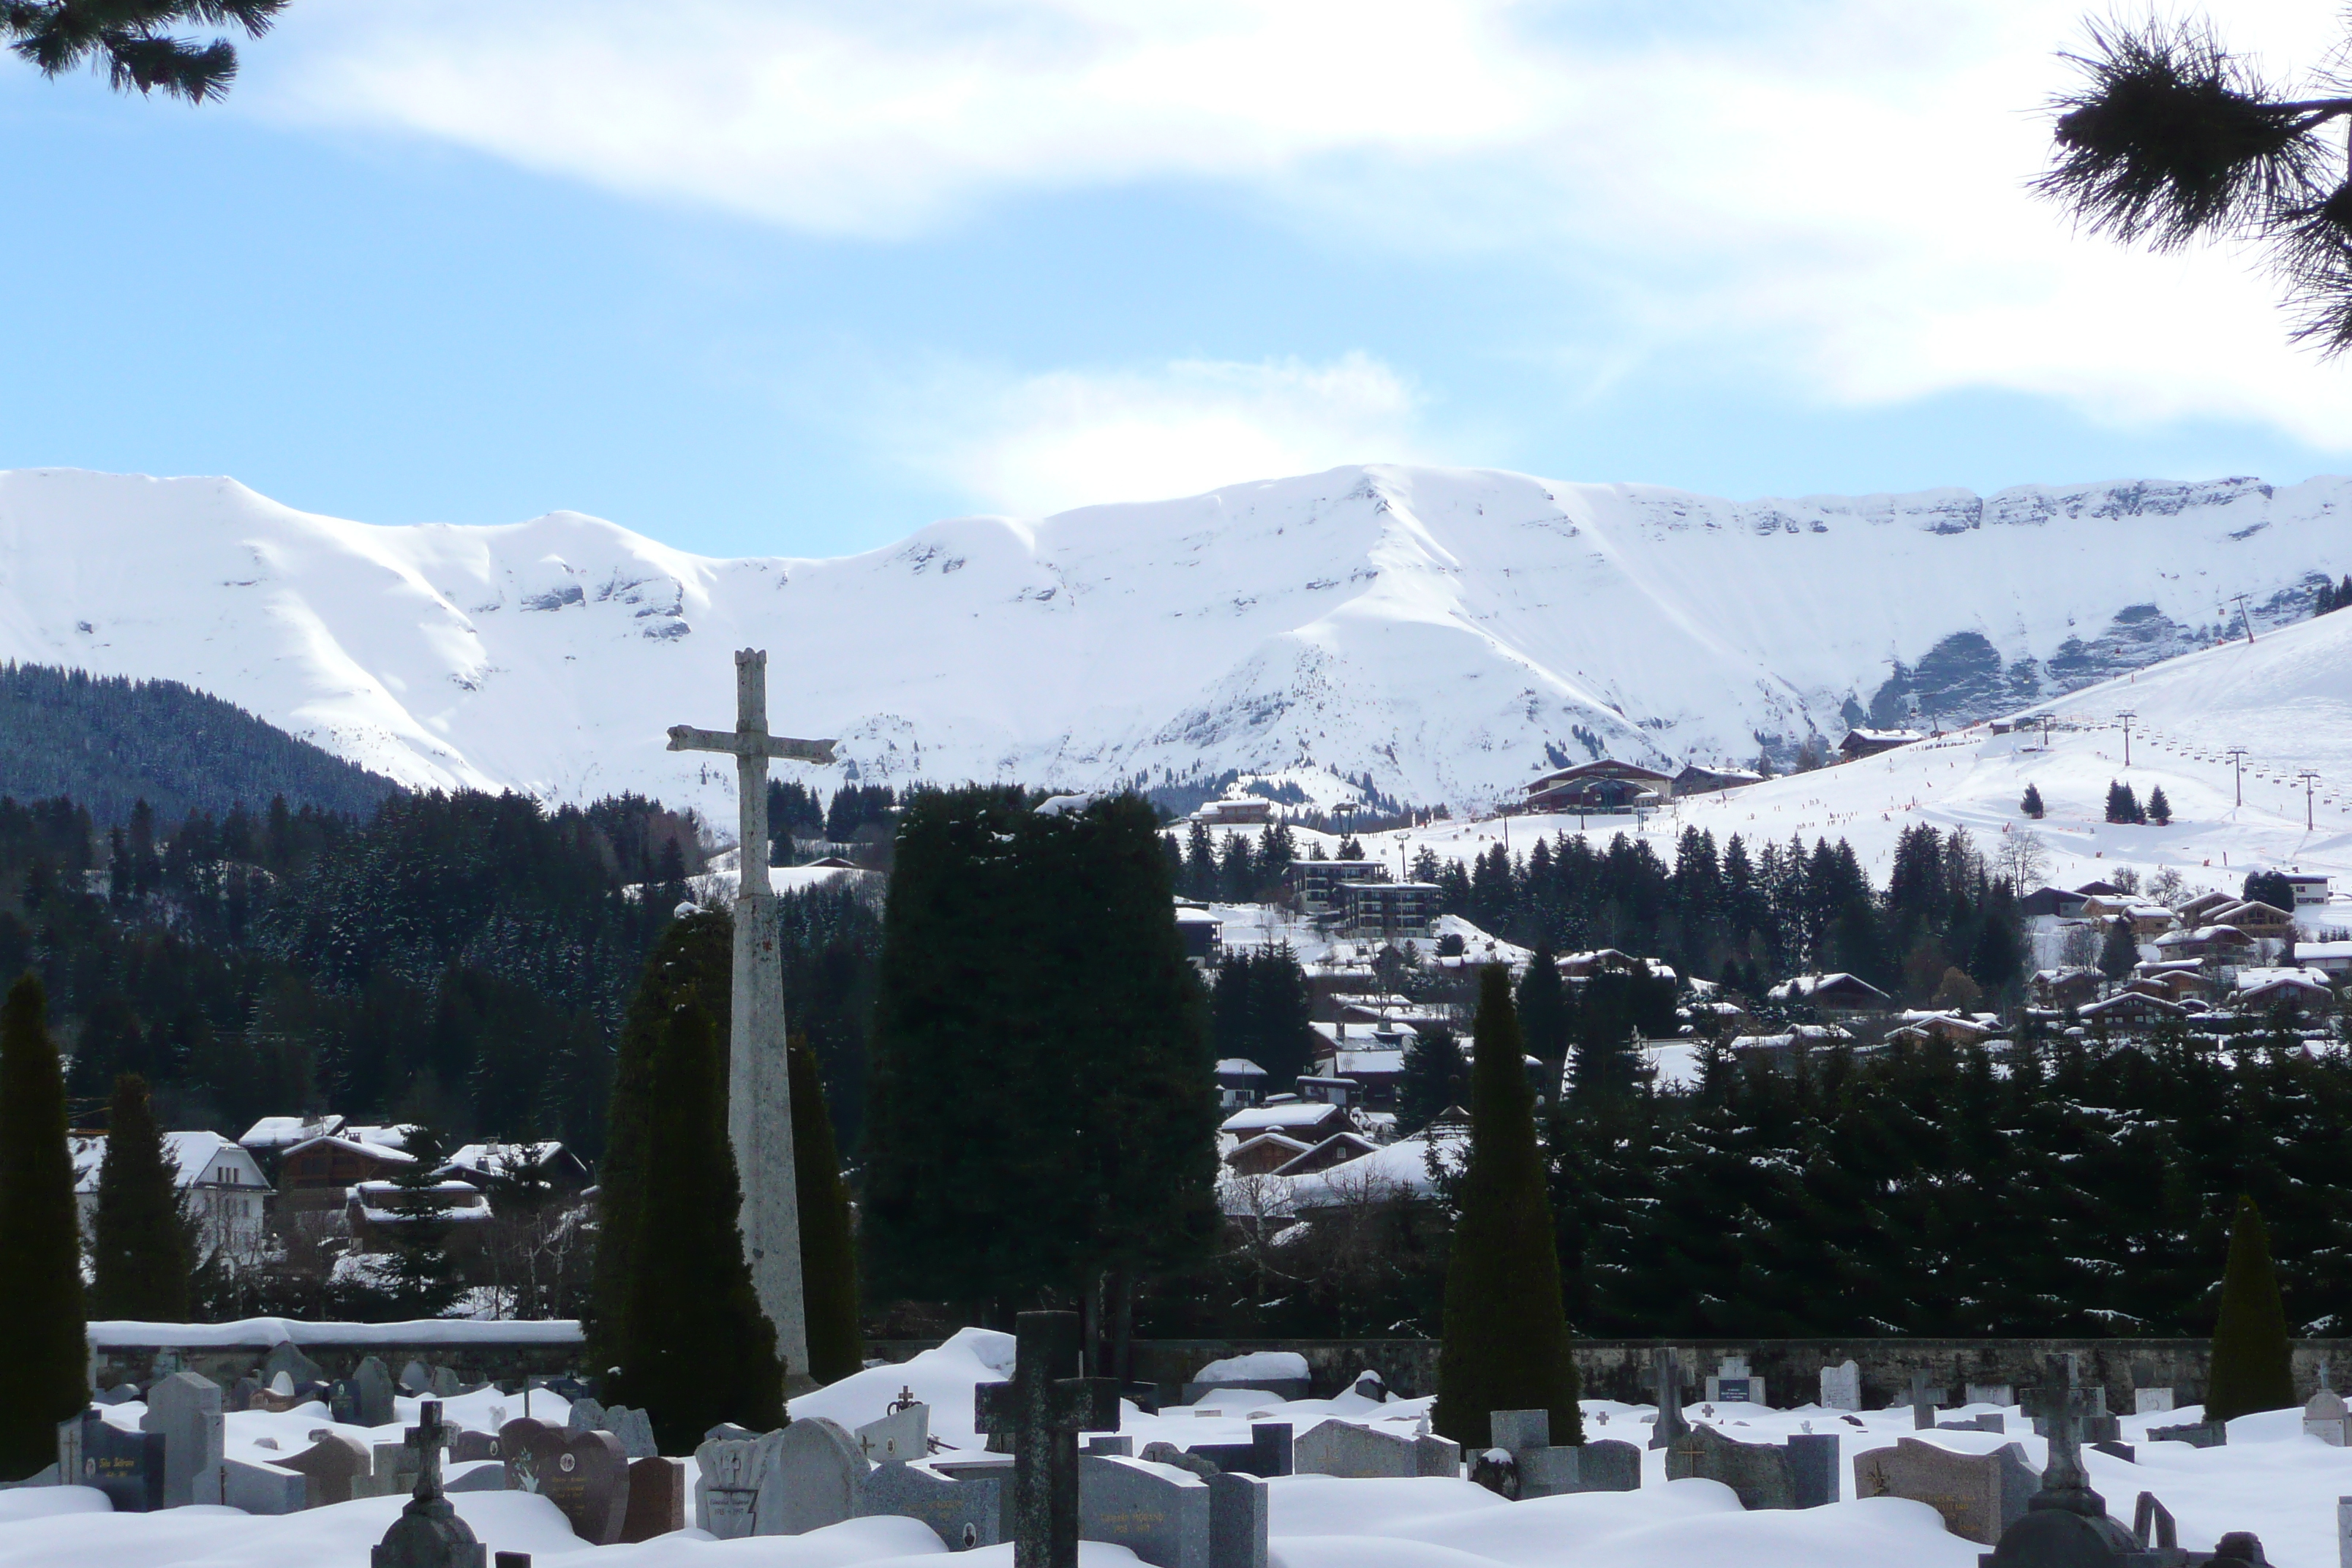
xmin=0 ymin=663 xmax=397 ymax=826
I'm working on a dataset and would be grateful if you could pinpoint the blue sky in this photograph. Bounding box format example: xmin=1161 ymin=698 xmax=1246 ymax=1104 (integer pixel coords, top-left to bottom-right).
xmin=1 ymin=0 xmax=2346 ymax=559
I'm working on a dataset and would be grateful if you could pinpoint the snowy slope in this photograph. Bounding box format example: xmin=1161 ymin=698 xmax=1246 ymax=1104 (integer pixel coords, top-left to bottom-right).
xmin=1 ymin=465 xmax=2345 ymax=823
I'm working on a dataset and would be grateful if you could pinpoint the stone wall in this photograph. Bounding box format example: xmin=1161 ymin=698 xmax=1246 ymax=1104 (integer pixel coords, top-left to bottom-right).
xmin=87 ymin=1319 xmax=584 ymax=1392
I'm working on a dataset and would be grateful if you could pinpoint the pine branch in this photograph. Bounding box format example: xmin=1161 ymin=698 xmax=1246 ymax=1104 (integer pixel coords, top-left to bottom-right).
xmin=2 ymin=0 xmax=287 ymax=102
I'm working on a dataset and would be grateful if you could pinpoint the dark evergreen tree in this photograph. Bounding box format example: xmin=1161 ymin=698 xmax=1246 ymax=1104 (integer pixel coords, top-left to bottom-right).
xmin=791 ymin=1036 xmax=864 ymax=1384
xmin=2020 ymin=783 xmax=2046 ymax=819
xmin=88 ymin=1073 xmax=190 ymax=1320
xmin=1515 ymin=949 xmax=1571 ymax=1068
xmin=609 ymin=992 xmax=783 ymax=1449
xmin=2244 ymin=870 xmax=2297 ymax=912
xmin=2146 ymin=786 xmax=2173 ymax=826
xmin=2097 ymin=919 xmax=2140 ymax=982
xmin=1336 ymin=835 xmax=1364 ymax=860
xmin=2206 ymin=1195 xmax=2294 ymax=1420
xmin=380 ymin=1123 xmax=461 ymax=1318
xmin=0 ymin=976 xmax=86 ymax=1480
xmin=1397 ymin=1026 xmax=1470 ymax=1134
xmin=1434 ymin=966 xmax=1579 ymax=1448
xmin=2106 ymin=780 xmax=2145 ymax=824
xmin=1210 ymin=949 xmax=1316 ymax=1090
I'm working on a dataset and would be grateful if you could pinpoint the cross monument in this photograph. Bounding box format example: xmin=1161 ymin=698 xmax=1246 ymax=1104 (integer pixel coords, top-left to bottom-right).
xmin=975 ymin=1311 xmax=1121 ymax=1568
xmin=668 ymin=648 xmax=837 ymax=1379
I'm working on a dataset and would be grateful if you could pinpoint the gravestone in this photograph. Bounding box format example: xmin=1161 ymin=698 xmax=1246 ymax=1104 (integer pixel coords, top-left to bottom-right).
xmin=1649 ymin=1346 xmax=1688 ymax=1450
xmin=1938 ymin=1415 xmax=2006 ymax=1434
xmin=1187 ymin=1423 xmax=1292 ymax=1479
xmin=1079 ymin=1455 xmax=1210 ymax=1568
xmin=2307 ymin=1387 xmax=2351 ymax=1447
xmin=61 ymin=1410 xmax=164 ymax=1512
xmin=330 ymin=1380 xmax=361 ymax=1426
xmin=1980 ymin=1354 xmax=2140 ymax=1568
xmin=355 ymin=1357 xmax=397 ymax=1427
xmin=225 ymin=1456 xmax=309 ymax=1515
xmin=606 ymin=1408 xmax=657 ymax=1461
xmin=1295 ymin=1420 xmax=1422 ymax=1478
xmin=1909 ymin=1371 xmax=1942 ymax=1431
xmin=230 ymin=1373 xmax=263 ymax=1414
xmin=505 ymin=1419 xmax=630 ymax=1545
xmin=1089 ymin=1436 xmax=1137 ymax=1458
xmin=370 ymin=1401 xmax=487 ymax=1568
xmin=753 ymin=1416 xmax=869 ymax=1535
xmin=693 ymin=1425 xmax=785 ymax=1542
xmin=1665 ymin=1425 xmax=1836 ymax=1509
xmin=401 ymin=1361 xmax=433 ymax=1397
xmin=1821 ymin=1361 xmax=1862 ymax=1412
xmin=2133 ymin=1390 xmax=2174 ymax=1416
xmin=2147 ymin=1420 xmax=2225 ymax=1449
xmin=2090 ymin=1440 xmax=2136 ymax=1463
xmin=1966 ymin=1384 xmax=2015 ymax=1409
xmin=447 ymin=1463 xmax=509 ymax=1493
xmin=974 ymin=1310 xmax=1122 ymax=1568
xmin=565 ymin=1398 xmax=606 ymax=1435
xmin=264 ymin=1342 xmax=325 ymax=1390
xmin=859 ymin=1458 xmax=1005 ymax=1550
xmin=280 ymin=1431 xmax=373 ymax=1505
xmin=620 ymin=1456 xmax=685 ymax=1542
xmin=1576 ymin=1441 xmax=1642 ymax=1492
xmin=1705 ymin=1354 xmax=1765 ymax=1407
xmin=857 ymin=1402 xmax=930 ymax=1463
xmin=1481 ymin=1409 xmax=1637 ymax=1497
xmin=1855 ymin=1437 xmax=2039 ymax=1545
xmin=97 ymin=1383 xmax=140 ymax=1406
xmin=451 ymin=1430 xmax=502 ymax=1464
xmin=429 ymin=1368 xmax=464 ymax=1398
xmin=377 ymin=1440 xmax=422 ymax=1499
xmin=143 ymin=1370 xmax=225 ymax=1507
xmin=2336 ymin=1497 xmax=2351 ymax=1568
xmin=1207 ymin=1471 xmax=1268 ymax=1568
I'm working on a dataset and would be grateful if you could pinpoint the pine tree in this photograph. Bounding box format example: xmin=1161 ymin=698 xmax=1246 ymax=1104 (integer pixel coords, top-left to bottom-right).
xmin=610 ymin=992 xmax=783 ymax=1451
xmin=1515 ymin=950 xmax=1571 ymax=1068
xmin=1397 ymin=1028 xmax=1471 ymax=1134
xmin=2097 ymin=919 xmax=2140 ymax=983
xmin=2146 ymin=786 xmax=2173 ymax=826
xmin=2206 ymin=1195 xmax=2294 ymax=1420
xmin=791 ymin=1036 xmax=863 ymax=1384
xmin=1433 ymin=966 xmax=1580 ymax=1449
xmin=2105 ymin=780 xmax=2144 ymax=825
xmin=380 ymin=1123 xmax=461 ymax=1318
xmin=2020 ymin=783 xmax=2046 ymax=820
xmin=88 ymin=1074 xmax=190 ymax=1320
xmin=0 ymin=975 xmax=88 ymax=1480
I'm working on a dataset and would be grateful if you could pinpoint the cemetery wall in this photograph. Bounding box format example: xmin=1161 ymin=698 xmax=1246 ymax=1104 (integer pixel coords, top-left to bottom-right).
xmin=86 ymin=1320 xmax=584 ymax=1391
xmin=873 ymin=1337 xmax=2352 ymax=1409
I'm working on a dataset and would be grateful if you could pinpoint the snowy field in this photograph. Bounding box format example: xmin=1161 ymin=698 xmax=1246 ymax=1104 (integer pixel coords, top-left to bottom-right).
xmin=4 ymin=1330 xmax=2345 ymax=1568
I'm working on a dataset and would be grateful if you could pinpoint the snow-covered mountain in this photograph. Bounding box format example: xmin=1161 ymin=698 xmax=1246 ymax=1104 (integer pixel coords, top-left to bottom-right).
xmin=1 ymin=464 xmax=2344 ymax=823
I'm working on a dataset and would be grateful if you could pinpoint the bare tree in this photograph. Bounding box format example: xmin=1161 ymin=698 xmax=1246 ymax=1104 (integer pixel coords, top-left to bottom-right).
xmin=1994 ymin=828 xmax=2051 ymax=892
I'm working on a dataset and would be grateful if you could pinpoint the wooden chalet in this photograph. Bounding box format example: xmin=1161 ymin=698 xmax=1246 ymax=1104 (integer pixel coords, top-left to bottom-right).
xmin=1522 ymin=759 xmax=1673 ymax=814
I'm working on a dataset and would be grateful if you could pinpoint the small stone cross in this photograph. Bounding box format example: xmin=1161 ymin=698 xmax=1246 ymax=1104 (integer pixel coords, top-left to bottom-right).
xmin=2023 ymin=1354 xmax=2105 ymax=1518
xmin=975 ymin=1312 xmax=1120 ymax=1568
xmin=404 ymin=1399 xmax=456 ymax=1502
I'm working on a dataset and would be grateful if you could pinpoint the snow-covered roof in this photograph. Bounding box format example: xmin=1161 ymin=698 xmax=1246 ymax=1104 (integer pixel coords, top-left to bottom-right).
xmin=441 ymin=1141 xmax=566 ymax=1179
xmin=2301 ymin=941 xmax=2352 ymax=962
xmin=1220 ymin=1102 xmax=1349 ymax=1135
xmin=1214 ymin=1058 xmax=1268 ymax=1077
xmin=1844 ymin=728 xmax=1925 ymax=744
xmin=240 ymin=1115 xmax=343 ymax=1149
xmin=1327 ymin=1049 xmax=1407 ymax=1076
xmin=71 ymin=1131 xmax=271 ymax=1195
xmin=286 ymin=1134 xmax=417 ymax=1164
xmin=348 ymin=1180 xmax=491 ymax=1225
xmin=1767 ymin=972 xmax=1889 ymax=1003
xmin=1309 ymin=1020 xmax=1417 ymax=1047
xmin=2234 ymin=968 xmax=2334 ymax=995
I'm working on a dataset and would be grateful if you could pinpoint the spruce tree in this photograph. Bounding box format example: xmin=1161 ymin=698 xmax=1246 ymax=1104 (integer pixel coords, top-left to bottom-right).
xmin=2206 ymin=1195 xmax=2294 ymax=1420
xmin=2097 ymin=919 xmax=2140 ymax=983
xmin=791 ymin=1036 xmax=863 ymax=1384
xmin=0 ymin=975 xmax=88 ymax=1480
xmin=381 ymin=1123 xmax=461 ymax=1318
xmin=89 ymin=1074 xmax=190 ymax=1320
xmin=1434 ymin=965 xmax=1580 ymax=1448
xmin=2146 ymin=786 xmax=2172 ymax=826
xmin=1398 ymin=1027 xmax=1471 ymax=1134
xmin=2020 ymin=783 xmax=2046 ymax=820
xmin=1515 ymin=950 xmax=1571 ymax=1068
xmin=610 ymin=993 xmax=783 ymax=1451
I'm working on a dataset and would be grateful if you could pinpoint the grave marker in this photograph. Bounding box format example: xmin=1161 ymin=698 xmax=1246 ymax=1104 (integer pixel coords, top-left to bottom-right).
xmin=621 ymin=1457 xmax=685 ymax=1542
xmin=857 ymin=1401 xmax=930 ymax=1463
xmin=1966 ymin=1384 xmax=2014 ymax=1409
xmin=858 ymin=1459 xmax=1005 ymax=1550
xmin=280 ymin=1431 xmax=372 ymax=1505
xmin=1854 ymin=1436 xmax=2039 ymax=1545
xmin=2133 ymin=1390 xmax=2174 ymax=1416
xmin=2308 ymin=1387 xmax=2351 ymax=1447
xmin=1705 ymin=1354 xmax=1765 ymax=1407
xmin=355 ymin=1357 xmax=397 ymax=1428
xmin=370 ymin=1401 xmax=487 ymax=1568
xmin=1294 ymin=1420 xmax=1421 ymax=1478
xmin=692 ymin=1425 xmax=785 ymax=1541
xmin=225 ymin=1456 xmax=309 ymax=1515
xmin=1079 ymin=1455 xmax=1210 ymax=1568
xmin=2147 ymin=1420 xmax=2225 ymax=1450
xmin=1821 ymin=1361 xmax=1862 ymax=1412
xmin=263 ymin=1342 xmax=325 ymax=1390
xmin=1186 ymin=1423 xmax=1292 ymax=1479
xmin=61 ymin=1409 xmax=164 ymax=1512
xmin=507 ymin=1420 xmax=630 ymax=1545
xmin=142 ymin=1370 xmax=225 ymax=1507
xmin=1664 ymin=1425 xmax=1836 ymax=1509
xmin=753 ymin=1416 xmax=869 ymax=1535
xmin=974 ymin=1310 xmax=1121 ymax=1568
xmin=1980 ymin=1354 xmax=2140 ymax=1568
xmin=1650 ymin=1347 xmax=1687 ymax=1450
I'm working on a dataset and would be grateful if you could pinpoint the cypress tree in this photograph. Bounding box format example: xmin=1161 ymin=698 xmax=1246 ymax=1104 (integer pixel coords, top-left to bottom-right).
xmin=610 ymin=992 xmax=783 ymax=1451
xmin=88 ymin=1074 xmax=190 ymax=1321
xmin=0 ymin=975 xmax=88 ymax=1480
xmin=590 ymin=911 xmax=733 ymax=1375
xmin=1434 ymin=965 xmax=1580 ymax=1449
xmin=791 ymin=1036 xmax=863 ymax=1384
xmin=2206 ymin=1195 xmax=2294 ymax=1420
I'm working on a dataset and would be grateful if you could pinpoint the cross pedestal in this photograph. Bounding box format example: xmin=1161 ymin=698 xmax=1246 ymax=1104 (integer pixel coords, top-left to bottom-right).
xmin=372 ymin=1401 xmax=486 ymax=1568
xmin=976 ymin=1312 xmax=1121 ymax=1568
xmin=668 ymin=649 xmax=836 ymax=1380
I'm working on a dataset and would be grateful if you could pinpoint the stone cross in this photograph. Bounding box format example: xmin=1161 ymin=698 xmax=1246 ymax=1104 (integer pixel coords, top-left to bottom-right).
xmin=405 ymin=1401 xmax=456 ymax=1502
xmin=976 ymin=1311 xmax=1121 ymax=1568
xmin=2022 ymin=1354 xmax=2105 ymax=1519
xmin=667 ymin=648 xmax=836 ymax=1379
xmin=1648 ymin=1346 xmax=1688 ymax=1450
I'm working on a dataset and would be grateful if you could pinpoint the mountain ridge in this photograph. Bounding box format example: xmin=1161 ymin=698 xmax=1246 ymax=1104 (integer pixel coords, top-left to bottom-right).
xmin=0 ymin=464 xmax=2342 ymax=822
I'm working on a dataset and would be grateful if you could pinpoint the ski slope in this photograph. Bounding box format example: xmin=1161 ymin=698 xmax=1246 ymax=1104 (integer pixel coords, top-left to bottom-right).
xmin=0 ymin=465 xmax=2345 ymax=823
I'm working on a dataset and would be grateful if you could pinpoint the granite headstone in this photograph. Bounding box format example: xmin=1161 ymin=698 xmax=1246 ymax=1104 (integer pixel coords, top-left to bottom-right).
xmin=1854 ymin=1437 xmax=2039 ymax=1545
xmin=861 ymin=1458 xmax=1005 ymax=1550
xmin=142 ymin=1371 xmax=225 ymax=1507
xmin=280 ymin=1431 xmax=373 ymax=1505
xmin=753 ymin=1416 xmax=870 ymax=1535
xmin=620 ymin=1457 xmax=685 ymax=1542
xmin=1079 ymin=1455 xmax=1210 ymax=1568
xmin=1821 ymin=1361 xmax=1862 ymax=1413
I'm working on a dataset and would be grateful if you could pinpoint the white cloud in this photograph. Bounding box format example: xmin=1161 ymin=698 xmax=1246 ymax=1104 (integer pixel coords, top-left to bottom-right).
xmin=257 ymin=0 xmax=2352 ymax=458
xmin=894 ymin=353 xmax=1430 ymax=516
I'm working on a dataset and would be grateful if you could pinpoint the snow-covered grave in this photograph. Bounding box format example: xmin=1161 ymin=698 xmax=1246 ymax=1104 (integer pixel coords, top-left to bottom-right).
xmin=7 ymin=1327 xmax=2349 ymax=1568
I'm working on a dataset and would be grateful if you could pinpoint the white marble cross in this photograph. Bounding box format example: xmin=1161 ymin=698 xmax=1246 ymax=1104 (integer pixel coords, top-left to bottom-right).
xmin=668 ymin=648 xmax=836 ymax=1379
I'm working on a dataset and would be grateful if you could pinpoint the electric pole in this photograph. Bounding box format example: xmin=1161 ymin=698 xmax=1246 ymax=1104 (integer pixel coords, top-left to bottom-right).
xmin=2116 ymin=711 xmax=2136 ymax=768
xmin=2299 ymin=770 xmax=2321 ymax=832
xmin=2230 ymin=592 xmax=2255 ymax=644
xmin=2227 ymin=748 xmax=2248 ymax=808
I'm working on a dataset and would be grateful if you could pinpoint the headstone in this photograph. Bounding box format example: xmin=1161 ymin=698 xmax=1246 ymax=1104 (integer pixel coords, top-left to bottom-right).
xmin=2132 ymin=1389 xmax=2174 ymax=1416
xmin=1294 ymin=1420 xmax=1420 ymax=1478
xmin=1855 ymin=1437 xmax=2040 ymax=1545
xmin=1576 ymin=1441 xmax=1642 ymax=1493
xmin=1910 ymin=1371 xmax=1940 ymax=1431
xmin=1482 ymin=1409 xmax=1630 ymax=1498
xmin=330 ymin=1380 xmax=361 ymax=1426
xmin=355 ymin=1357 xmax=397 ymax=1428
xmin=1079 ymin=1455 xmax=1210 ymax=1568
xmin=1649 ymin=1347 xmax=1687 ymax=1450
xmin=142 ymin=1370 xmax=225 ymax=1507
xmin=668 ymin=648 xmax=831 ymax=1376
xmin=1981 ymin=1354 xmax=2139 ymax=1568
xmin=620 ymin=1456 xmax=685 ymax=1542
xmin=280 ymin=1431 xmax=373 ymax=1504
xmin=1187 ymin=1422 xmax=1293 ymax=1479
xmin=451 ymin=1430 xmax=502 ymax=1463
xmin=97 ymin=1382 xmax=141 ymax=1406
xmin=400 ymin=1360 xmax=433 ymax=1396
xmin=1207 ymin=1471 xmax=1268 ymax=1568
xmin=447 ymin=1461 xmax=508 ymax=1493
xmin=229 ymin=1373 xmax=263 ymax=1413
xmin=606 ymin=1407 xmax=657 ymax=1460
xmin=225 ymin=1456 xmax=309 ymax=1515
xmin=1938 ymin=1415 xmax=2007 ymax=1433
xmin=862 ymin=1458 xmax=1006 ymax=1550
xmin=505 ymin=1419 xmax=630 ymax=1545
xmin=1665 ymin=1425 xmax=1833 ymax=1509
xmin=753 ymin=1416 xmax=869 ymax=1535
xmin=2090 ymin=1440 xmax=2136 ymax=1463
xmin=62 ymin=1410 xmax=164 ymax=1512
xmin=263 ymin=1342 xmax=325 ymax=1390
xmin=1350 ymin=1371 xmax=1387 ymax=1402
xmin=565 ymin=1398 xmax=606 ymax=1435
xmin=2336 ymin=1496 xmax=2351 ymax=1568
xmin=693 ymin=1425 xmax=785 ymax=1542
xmin=370 ymin=1402 xmax=487 ymax=1568
xmin=1787 ymin=1433 xmax=1839 ymax=1509
xmin=1965 ymin=1384 xmax=2014 ymax=1409
xmin=858 ymin=1402 xmax=931 ymax=1463
xmin=1416 ymin=1433 xmax=1460 ymax=1477
xmin=973 ymin=1310 xmax=1122 ymax=1568
xmin=377 ymin=1440 xmax=422 ymax=1499
xmin=2147 ymin=1420 xmax=2225 ymax=1449
xmin=429 ymin=1367 xmax=464 ymax=1399
xmin=1705 ymin=1354 xmax=1765 ymax=1407
xmin=2308 ymin=1387 xmax=2351 ymax=1447
xmin=2211 ymin=1533 xmax=2272 ymax=1567
xmin=1821 ymin=1361 xmax=1861 ymax=1412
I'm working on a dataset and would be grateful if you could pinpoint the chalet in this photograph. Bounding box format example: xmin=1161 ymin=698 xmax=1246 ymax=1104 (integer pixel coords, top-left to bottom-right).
xmin=278 ymin=1134 xmax=415 ymax=1213
xmin=2152 ymin=925 xmax=2255 ymax=961
xmin=1728 ymin=1025 xmax=1855 ymax=1068
xmin=239 ymin=1114 xmax=344 ymax=1153
xmin=2299 ymin=941 xmax=2352 ymax=981
xmin=2020 ymin=886 xmax=2092 ymax=920
xmin=1296 ymin=1074 xmax=1360 ymax=1109
xmin=1225 ymin=1133 xmax=1313 ymax=1176
xmin=1192 ymin=798 xmax=1273 ymax=827
xmin=1673 ymin=764 xmax=1764 ymax=797
xmin=1311 ymin=1020 xmax=1417 ymax=1062
xmin=1885 ymin=1011 xmax=2002 ymax=1047
xmin=1839 ymin=728 xmax=1925 ymax=760
xmin=2031 ymin=968 xmax=2103 ymax=1009
xmin=1560 ymin=949 xmax=1642 ymax=979
xmin=2128 ymin=966 xmax=2215 ymax=1004
xmin=1523 ymin=759 xmax=1674 ymax=814
xmin=438 ymin=1141 xmax=592 ymax=1196
xmin=1284 ymin=860 xmax=1389 ymax=916
xmin=2232 ymin=968 xmax=2337 ymax=1017
xmin=1317 ymin=1049 xmax=1406 ymax=1109
xmin=1218 ymin=1098 xmax=1352 ymax=1146
xmin=346 ymin=1179 xmax=491 ymax=1245
xmin=1337 ymin=880 xmax=1439 ymax=939
xmin=1215 ymin=1058 xmax=1269 ymax=1110
xmin=1766 ymin=972 xmax=1893 ymax=1017
xmin=2174 ymin=891 xmax=2239 ymax=925
xmin=1274 ymin=1132 xmax=1382 ymax=1177
xmin=2209 ymin=900 xmax=2296 ymax=942
xmin=1332 ymin=993 xmax=1451 ymax=1028
xmin=70 ymin=1131 xmax=271 ymax=1267
xmin=1174 ymin=902 xmax=1225 ymax=962
xmin=2078 ymin=896 xmax=2178 ymax=938
xmin=2077 ymin=992 xmax=2185 ymax=1029
xmin=2280 ymin=872 xmax=2333 ymax=907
